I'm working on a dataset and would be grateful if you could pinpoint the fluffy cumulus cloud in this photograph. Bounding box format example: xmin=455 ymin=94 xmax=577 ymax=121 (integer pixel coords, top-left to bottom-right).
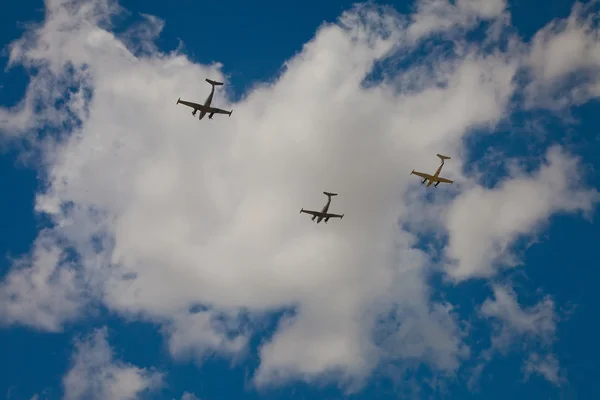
xmin=62 ymin=327 xmax=163 ymax=400
xmin=0 ymin=232 xmax=85 ymax=331
xmin=525 ymin=0 xmax=600 ymax=109
xmin=444 ymin=146 xmax=599 ymax=280
xmin=0 ymin=0 xmax=598 ymax=393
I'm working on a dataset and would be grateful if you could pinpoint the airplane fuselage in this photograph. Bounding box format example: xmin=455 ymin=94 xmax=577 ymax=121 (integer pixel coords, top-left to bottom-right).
xmin=194 ymin=88 xmax=215 ymax=120
xmin=315 ymin=199 xmax=332 ymax=223
xmin=425 ymin=163 xmax=444 ymax=187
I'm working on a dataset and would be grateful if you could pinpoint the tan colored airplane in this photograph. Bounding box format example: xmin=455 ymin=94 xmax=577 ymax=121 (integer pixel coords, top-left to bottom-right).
xmin=300 ymin=192 xmax=345 ymax=224
xmin=410 ymin=154 xmax=454 ymax=187
xmin=176 ymin=79 xmax=233 ymax=120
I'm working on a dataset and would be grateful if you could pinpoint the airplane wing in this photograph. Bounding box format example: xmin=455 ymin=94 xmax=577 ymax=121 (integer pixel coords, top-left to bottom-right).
xmin=300 ymin=209 xmax=322 ymax=217
xmin=431 ymin=176 xmax=454 ymax=184
xmin=177 ymin=99 xmax=202 ymax=109
xmin=411 ymin=171 xmax=435 ymax=180
xmin=324 ymin=213 xmax=344 ymax=219
xmin=208 ymin=106 xmax=232 ymax=115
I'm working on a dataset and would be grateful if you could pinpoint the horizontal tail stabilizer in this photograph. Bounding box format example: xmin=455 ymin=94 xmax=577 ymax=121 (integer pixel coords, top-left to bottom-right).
xmin=437 ymin=154 xmax=451 ymax=161
xmin=206 ymin=78 xmax=224 ymax=86
xmin=323 ymin=192 xmax=338 ymax=197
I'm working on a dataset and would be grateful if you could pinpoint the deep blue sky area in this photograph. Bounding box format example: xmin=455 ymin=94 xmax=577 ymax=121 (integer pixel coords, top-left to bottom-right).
xmin=1 ymin=0 xmax=600 ymax=399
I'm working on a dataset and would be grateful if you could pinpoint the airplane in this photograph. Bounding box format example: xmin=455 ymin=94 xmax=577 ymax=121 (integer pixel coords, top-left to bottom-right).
xmin=176 ymin=78 xmax=233 ymax=120
xmin=410 ymin=154 xmax=454 ymax=187
xmin=300 ymin=192 xmax=345 ymax=224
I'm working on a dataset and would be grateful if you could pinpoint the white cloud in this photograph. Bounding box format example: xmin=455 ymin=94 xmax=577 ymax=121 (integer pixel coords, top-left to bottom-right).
xmin=408 ymin=0 xmax=508 ymax=40
xmin=444 ymin=146 xmax=599 ymax=280
xmin=166 ymin=310 xmax=248 ymax=363
xmin=523 ymin=353 xmax=562 ymax=386
xmin=480 ymin=284 xmax=557 ymax=349
xmin=0 ymin=232 xmax=85 ymax=331
xmin=467 ymin=283 xmax=565 ymax=390
xmin=0 ymin=0 xmax=123 ymax=137
xmin=63 ymin=327 xmax=163 ymax=400
xmin=473 ymin=283 xmax=562 ymax=386
xmin=180 ymin=393 xmax=200 ymax=400
xmin=525 ymin=1 xmax=600 ymax=109
xmin=0 ymin=0 xmax=597 ymax=392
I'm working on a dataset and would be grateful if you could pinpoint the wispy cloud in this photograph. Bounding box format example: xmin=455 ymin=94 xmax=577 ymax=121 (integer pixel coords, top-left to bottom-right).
xmin=63 ymin=327 xmax=163 ymax=400
xmin=466 ymin=283 xmax=563 ymax=388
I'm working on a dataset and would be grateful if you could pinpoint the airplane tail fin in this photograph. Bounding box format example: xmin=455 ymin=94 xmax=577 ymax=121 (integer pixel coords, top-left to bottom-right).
xmin=206 ymin=78 xmax=224 ymax=86
xmin=177 ymin=97 xmax=180 ymax=104
xmin=229 ymin=110 xmax=233 ymax=117
xmin=437 ymin=154 xmax=451 ymax=161
xmin=323 ymin=191 xmax=338 ymax=197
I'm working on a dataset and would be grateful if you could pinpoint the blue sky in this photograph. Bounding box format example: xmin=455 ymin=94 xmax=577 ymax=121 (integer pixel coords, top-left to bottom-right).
xmin=1 ymin=0 xmax=600 ymax=399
